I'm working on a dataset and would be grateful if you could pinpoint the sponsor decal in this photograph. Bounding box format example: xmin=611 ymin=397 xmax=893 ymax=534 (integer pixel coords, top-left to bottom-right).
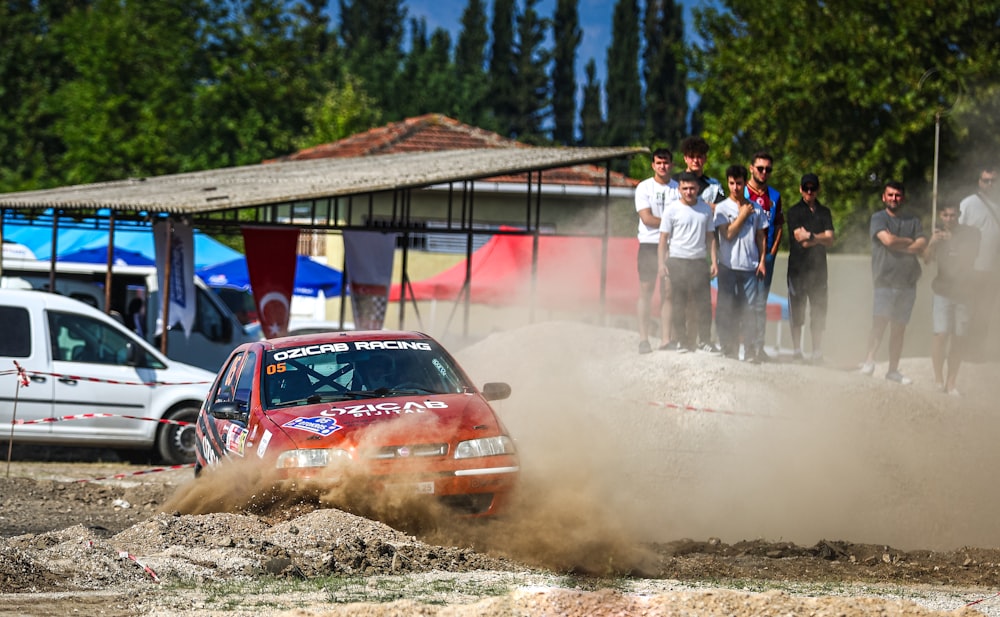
xmin=283 ymin=416 xmax=343 ymax=437
xmin=352 ymin=340 xmax=431 ymax=351
xmin=270 ymin=340 xmax=431 ymax=362
xmin=320 ymin=400 xmax=447 ymax=418
xmin=225 ymin=425 xmax=249 ymax=456
xmin=272 ymin=343 xmax=350 ymax=361
xmin=431 ymin=358 xmax=448 ymax=377
xmin=257 ymin=430 xmax=272 ymax=458
xmin=200 ymin=435 xmax=220 ymax=466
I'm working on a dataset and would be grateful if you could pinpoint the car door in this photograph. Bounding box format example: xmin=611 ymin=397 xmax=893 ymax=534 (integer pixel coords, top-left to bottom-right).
xmin=0 ymin=304 xmax=54 ymax=437
xmin=200 ymin=350 xmax=257 ymax=463
xmin=46 ymin=309 xmax=153 ymax=443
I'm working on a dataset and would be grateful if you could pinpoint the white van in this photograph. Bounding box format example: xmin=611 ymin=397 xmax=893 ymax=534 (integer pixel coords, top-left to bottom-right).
xmin=0 ymin=289 xmax=214 ymax=463
xmin=0 ymin=259 xmax=261 ymax=372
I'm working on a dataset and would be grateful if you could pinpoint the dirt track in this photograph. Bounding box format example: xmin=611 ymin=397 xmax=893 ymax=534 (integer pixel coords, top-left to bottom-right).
xmin=3 ymin=321 xmax=1000 ymax=616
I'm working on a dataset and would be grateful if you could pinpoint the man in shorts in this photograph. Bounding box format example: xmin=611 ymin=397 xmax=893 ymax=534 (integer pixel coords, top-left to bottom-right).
xmin=634 ymin=148 xmax=679 ymax=353
xmin=860 ymin=181 xmax=927 ymax=384
xmin=923 ymin=203 xmax=979 ymax=395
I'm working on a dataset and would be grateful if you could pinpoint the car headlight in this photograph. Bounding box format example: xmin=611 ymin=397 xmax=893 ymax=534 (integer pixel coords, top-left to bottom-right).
xmin=454 ymin=436 xmax=516 ymax=459
xmin=276 ymin=448 xmax=352 ymax=469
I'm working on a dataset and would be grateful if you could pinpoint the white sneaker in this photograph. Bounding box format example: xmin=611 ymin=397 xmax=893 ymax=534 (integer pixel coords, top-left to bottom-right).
xmin=947 ymin=388 xmax=961 ymax=397
xmin=885 ymin=371 xmax=912 ymax=385
xmin=859 ymin=362 xmax=875 ymax=376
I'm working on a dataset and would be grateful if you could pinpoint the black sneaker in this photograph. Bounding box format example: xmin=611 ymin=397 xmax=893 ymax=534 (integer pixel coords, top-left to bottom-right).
xmin=755 ymin=348 xmax=773 ymax=363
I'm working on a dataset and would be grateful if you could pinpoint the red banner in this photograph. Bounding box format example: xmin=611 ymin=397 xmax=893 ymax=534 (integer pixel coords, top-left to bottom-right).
xmin=242 ymin=226 xmax=299 ymax=338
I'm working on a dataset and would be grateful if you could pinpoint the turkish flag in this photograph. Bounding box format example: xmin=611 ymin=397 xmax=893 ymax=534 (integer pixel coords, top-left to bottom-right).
xmin=242 ymin=226 xmax=299 ymax=338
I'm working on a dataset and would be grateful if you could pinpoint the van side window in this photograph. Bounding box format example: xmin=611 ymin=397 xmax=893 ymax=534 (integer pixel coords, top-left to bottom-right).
xmin=195 ymin=286 xmax=230 ymax=343
xmin=0 ymin=306 xmax=31 ymax=357
xmin=47 ymin=311 xmax=141 ymax=366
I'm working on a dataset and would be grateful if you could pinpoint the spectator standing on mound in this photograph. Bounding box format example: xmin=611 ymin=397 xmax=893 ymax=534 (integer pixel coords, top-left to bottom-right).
xmin=713 ymin=165 xmax=767 ymax=360
xmin=785 ymin=173 xmax=835 ymax=364
xmin=744 ymin=151 xmax=783 ymax=362
xmin=658 ymin=172 xmax=718 ymax=352
xmin=923 ymin=203 xmax=979 ymax=396
xmin=958 ymin=162 xmax=1000 ymax=361
xmin=674 ymin=136 xmax=725 ymax=352
xmin=634 ymin=148 xmax=680 ymax=354
xmin=860 ymin=181 xmax=927 ymax=385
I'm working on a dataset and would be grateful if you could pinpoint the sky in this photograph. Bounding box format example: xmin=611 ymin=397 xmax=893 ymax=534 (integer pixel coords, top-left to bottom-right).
xmin=402 ymin=0 xmax=710 ymax=88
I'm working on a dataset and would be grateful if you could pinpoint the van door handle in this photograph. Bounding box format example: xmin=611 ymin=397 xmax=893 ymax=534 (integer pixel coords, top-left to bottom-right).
xmin=58 ymin=377 xmax=78 ymax=385
xmin=30 ymin=375 xmax=46 ymax=384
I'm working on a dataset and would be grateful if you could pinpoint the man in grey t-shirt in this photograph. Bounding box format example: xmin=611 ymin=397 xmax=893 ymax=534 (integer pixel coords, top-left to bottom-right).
xmin=860 ymin=181 xmax=927 ymax=384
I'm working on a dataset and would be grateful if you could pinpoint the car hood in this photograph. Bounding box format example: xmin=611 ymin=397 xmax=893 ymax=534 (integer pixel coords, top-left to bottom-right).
xmin=262 ymin=392 xmax=503 ymax=450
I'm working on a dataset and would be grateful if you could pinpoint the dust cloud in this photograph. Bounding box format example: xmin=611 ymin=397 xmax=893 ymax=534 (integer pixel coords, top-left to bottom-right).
xmin=165 ymin=317 xmax=1000 ymax=574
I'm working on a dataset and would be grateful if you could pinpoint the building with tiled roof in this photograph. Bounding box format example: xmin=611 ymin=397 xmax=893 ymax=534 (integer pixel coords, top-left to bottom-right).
xmin=272 ymin=113 xmax=637 ymax=192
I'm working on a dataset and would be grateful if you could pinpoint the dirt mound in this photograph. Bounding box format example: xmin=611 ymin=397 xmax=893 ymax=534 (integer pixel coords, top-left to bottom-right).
xmin=3 ymin=320 xmax=1000 ymax=615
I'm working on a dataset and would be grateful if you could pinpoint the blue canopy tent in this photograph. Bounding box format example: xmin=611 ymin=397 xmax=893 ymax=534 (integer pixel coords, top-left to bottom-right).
xmin=2 ymin=221 xmax=241 ymax=269
xmin=57 ymin=246 xmax=156 ymax=266
xmin=197 ymin=254 xmax=344 ymax=298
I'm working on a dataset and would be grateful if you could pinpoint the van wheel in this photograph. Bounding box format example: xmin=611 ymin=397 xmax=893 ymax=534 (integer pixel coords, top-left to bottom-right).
xmin=156 ymin=405 xmax=200 ymax=465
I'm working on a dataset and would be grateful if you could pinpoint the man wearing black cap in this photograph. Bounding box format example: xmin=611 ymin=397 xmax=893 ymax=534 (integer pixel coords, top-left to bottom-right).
xmin=785 ymin=173 xmax=835 ymax=363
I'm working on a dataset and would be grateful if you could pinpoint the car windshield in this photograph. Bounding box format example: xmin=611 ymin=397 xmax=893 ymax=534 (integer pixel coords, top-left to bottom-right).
xmin=262 ymin=338 xmax=471 ymax=409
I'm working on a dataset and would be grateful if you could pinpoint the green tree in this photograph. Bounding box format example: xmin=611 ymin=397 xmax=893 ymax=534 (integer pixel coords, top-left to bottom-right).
xmin=51 ymin=0 xmax=211 ymax=183
xmin=579 ymin=59 xmax=604 ymax=146
xmin=453 ymin=0 xmax=492 ymax=128
xmin=337 ymin=0 xmax=406 ymax=118
xmin=692 ymin=0 xmax=1000 ymax=247
xmin=400 ymin=18 xmax=456 ymax=118
xmin=0 ymin=0 xmax=81 ymax=191
xmin=189 ymin=0 xmax=320 ymax=168
xmin=551 ymin=0 xmax=581 ymax=145
xmin=295 ymin=75 xmax=383 ymax=149
xmin=488 ymin=0 xmax=517 ymax=136
xmin=643 ymin=0 xmax=686 ymax=145
xmin=510 ymin=0 xmax=550 ymax=141
xmin=604 ymin=0 xmax=642 ymax=147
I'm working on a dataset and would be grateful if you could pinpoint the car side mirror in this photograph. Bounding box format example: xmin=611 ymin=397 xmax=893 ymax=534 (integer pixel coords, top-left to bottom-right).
xmin=481 ymin=382 xmax=511 ymax=401
xmin=209 ymin=401 xmax=247 ymax=421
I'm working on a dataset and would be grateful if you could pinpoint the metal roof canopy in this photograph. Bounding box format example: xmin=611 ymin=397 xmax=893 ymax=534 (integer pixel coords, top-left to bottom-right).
xmin=0 ymin=147 xmax=641 ymax=219
xmin=0 ymin=145 xmax=645 ymax=336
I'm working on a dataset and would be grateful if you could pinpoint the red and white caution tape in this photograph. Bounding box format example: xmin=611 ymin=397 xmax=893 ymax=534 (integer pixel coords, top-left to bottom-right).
xmin=14 ymin=413 xmax=192 ymax=427
xmin=1 ymin=367 xmax=209 ymax=387
xmin=645 ymin=399 xmax=784 ymax=419
xmin=76 ymin=463 xmax=195 ymax=483
xmin=85 ymin=540 xmax=160 ymax=583
xmin=12 ymin=361 xmax=29 ymax=387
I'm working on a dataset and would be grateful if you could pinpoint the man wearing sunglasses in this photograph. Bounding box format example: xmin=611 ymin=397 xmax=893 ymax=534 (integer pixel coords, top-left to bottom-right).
xmin=745 ymin=151 xmax=784 ymax=362
xmin=785 ymin=174 xmax=835 ymax=364
xmin=958 ymin=163 xmax=1000 ymax=361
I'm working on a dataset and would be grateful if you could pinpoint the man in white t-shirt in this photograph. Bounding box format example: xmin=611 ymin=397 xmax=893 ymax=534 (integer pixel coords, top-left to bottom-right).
xmin=634 ymin=148 xmax=680 ymax=354
xmin=958 ymin=163 xmax=999 ymax=360
xmin=657 ymin=172 xmax=718 ymax=352
xmin=713 ymin=165 xmax=768 ymax=360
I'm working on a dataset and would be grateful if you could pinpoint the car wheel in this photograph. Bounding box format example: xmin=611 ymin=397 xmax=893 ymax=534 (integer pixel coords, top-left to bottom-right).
xmin=156 ymin=405 xmax=200 ymax=465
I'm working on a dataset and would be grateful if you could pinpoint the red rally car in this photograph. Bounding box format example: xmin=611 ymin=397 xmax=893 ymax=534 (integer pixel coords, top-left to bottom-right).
xmin=194 ymin=330 xmax=519 ymax=517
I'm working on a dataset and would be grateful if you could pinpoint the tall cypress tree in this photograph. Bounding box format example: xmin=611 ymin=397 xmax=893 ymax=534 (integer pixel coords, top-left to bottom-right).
xmin=488 ymin=0 xmax=517 ymax=136
xmin=454 ymin=0 xmax=491 ymax=128
xmin=643 ymin=0 xmax=686 ymax=144
xmin=579 ymin=58 xmax=604 ymax=146
xmin=604 ymin=0 xmax=642 ymax=146
xmin=510 ymin=0 xmax=550 ymax=141
xmin=337 ymin=0 xmax=406 ymax=118
xmin=551 ymin=0 xmax=581 ymax=145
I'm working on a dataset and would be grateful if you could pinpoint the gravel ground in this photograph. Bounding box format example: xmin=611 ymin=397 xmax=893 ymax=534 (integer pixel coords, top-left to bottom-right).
xmin=2 ymin=320 xmax=1000 ymax=616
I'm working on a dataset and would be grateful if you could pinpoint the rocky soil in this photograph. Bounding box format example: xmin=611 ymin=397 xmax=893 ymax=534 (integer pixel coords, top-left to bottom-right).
xmin=3 ymin=321 xmax=1000 ymax=616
